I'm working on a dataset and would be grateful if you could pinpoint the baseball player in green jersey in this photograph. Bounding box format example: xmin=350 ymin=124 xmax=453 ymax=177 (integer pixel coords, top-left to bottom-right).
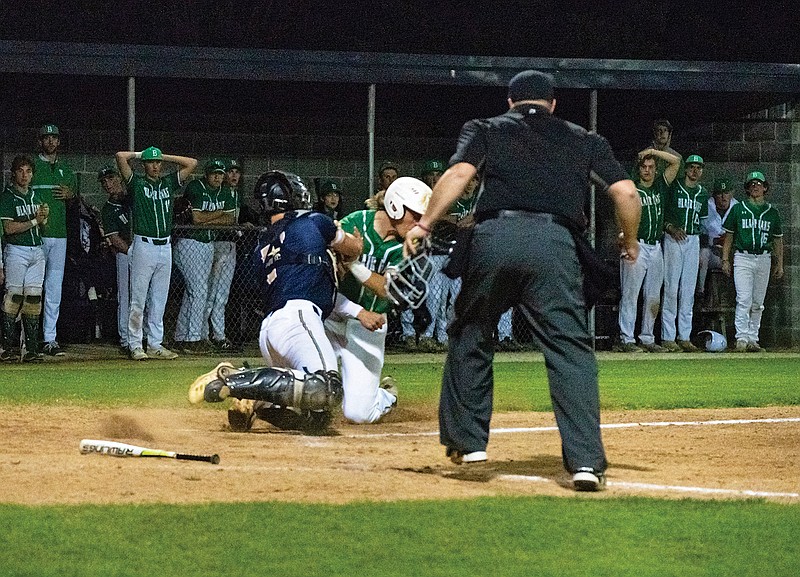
xmin=98 ymin=166 xmax=133 ymax=354
xmin=661 ymin=153 xmax=709 ymax=352
xmin=616 ymin=147 xmax=681 ymax=353
xmin=174 ymin=159 xmax=231 ymax=353
xmin=325 ymin=176 xmax=432 ymax=423
xmin=0 ymin=155 xmax=50 ymax=362
xmin=30 ymin=124 xmax=77 ymax=357
xmin=204 ymin=158 xmax=242 ymax=351
xmin=115 ymin=146 xmax=197 ymax=361
xmin=721 ymin=170 xmax=784 ymax=352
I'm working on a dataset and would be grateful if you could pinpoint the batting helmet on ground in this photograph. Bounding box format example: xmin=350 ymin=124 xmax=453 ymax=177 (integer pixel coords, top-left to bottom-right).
xmin=698 ymin=330 xmax=727 ymax=352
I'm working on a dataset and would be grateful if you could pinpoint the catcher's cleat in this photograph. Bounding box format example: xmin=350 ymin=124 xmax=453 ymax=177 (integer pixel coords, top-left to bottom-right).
xmin=228 ymin=399 xmax=257 ymax=432
xmin=188 ymin=361 xmax=236 ymax=404
xmin=204 ymin=380 xmax=231 ymax=403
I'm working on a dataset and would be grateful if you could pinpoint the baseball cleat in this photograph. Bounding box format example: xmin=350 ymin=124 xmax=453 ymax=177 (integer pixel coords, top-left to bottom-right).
xmin=188 ymin=361 xmax=236 ymax=404
xmin=130 ymin=347 xmax=149 ymax=361
xmin=147 ymin=346 xmax=179 ymax=360
xmin=447 ymin=448 xmax=488 ymax=465
xmin=573 ymin=467 xmax=607 ymax=492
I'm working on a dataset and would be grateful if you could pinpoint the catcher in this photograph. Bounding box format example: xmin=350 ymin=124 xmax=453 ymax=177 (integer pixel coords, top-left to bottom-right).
xmin=189 ymin=170 xmax=362 ymax=432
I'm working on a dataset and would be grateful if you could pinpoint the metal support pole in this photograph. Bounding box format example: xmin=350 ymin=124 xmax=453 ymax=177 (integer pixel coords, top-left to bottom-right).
xmin=589 ymin=89 xmax=598 ymax=347
xmin=367 ymin=84 xmax=376 ymax=199
xmin=127 ymin=77 xmax=136 ymax=151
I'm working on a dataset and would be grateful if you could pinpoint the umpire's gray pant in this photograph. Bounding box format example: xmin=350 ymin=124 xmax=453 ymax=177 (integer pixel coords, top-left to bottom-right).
xmin=440 ymin=213 xmax=607 ymax=474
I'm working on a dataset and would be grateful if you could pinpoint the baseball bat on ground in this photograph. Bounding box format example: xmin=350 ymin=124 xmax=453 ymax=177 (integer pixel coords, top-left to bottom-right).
xmin=79 ymin=439 xmax=220 ymax=464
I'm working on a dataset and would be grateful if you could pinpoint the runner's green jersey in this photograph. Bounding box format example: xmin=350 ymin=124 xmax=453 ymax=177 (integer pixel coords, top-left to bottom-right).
xmin=664 ymin=179 xmax=708 ymax=235
xmin=0 ymin=185 xmax=46 ymax=246
xmin=722 ymin=199 xmax=783 ymax=254
xmin=338 ymin=210 xmax=403 ymax=313
xmin=635 ymin=174 xmax=668 ymax=244
xmin=449 ymin=194 xmax=476 ymax=221
xmin=31 ymin=155 xmax=77 ymax=239
xmin=126 ymin=171 xmax=182 ymax=238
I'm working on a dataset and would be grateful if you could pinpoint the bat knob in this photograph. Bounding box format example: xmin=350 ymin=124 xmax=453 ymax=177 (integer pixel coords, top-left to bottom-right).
xmin=211 ymin=454 xmax=220 ymax=465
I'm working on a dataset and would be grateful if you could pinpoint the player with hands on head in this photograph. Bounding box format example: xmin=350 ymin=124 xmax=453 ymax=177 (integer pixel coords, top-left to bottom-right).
xmin=404 ymin=70 xmax=640 ymax=492
xmin=721 ymin=170 xmax=783 ymax=352
xmin=115 ymin=146 xmax=197 ymax=361
xmin=189 ymin=170 xmax=363 ymax=433
xmin=326 ymin=176 xmax=432 ymax=423
xmin=1 ymin=155 xmax=50 ymax=362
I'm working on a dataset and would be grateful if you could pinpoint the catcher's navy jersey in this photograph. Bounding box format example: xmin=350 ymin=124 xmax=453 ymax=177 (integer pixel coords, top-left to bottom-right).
xmin=256 ymin=210 xmax=338 ymax=318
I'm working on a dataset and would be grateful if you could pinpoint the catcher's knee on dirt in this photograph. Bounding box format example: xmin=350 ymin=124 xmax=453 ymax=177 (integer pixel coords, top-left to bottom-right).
xmin=224 ymin=367 xmax=343 ymax=411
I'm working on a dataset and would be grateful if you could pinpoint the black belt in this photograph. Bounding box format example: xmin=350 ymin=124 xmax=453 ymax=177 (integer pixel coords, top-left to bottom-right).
xmin=737 ymin=250 xmax=767 ymax=255
xmin=476 ymin=209 xmax=576 ymax=231
xmin=139 ymin=236 xmax=170 ymax=246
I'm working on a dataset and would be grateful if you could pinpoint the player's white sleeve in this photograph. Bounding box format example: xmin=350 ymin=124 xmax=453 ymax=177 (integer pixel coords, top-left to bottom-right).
xmin=333 ymin=292 xmax=364 ymax=319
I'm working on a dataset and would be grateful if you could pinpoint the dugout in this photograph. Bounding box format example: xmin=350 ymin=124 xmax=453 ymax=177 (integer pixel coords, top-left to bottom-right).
xmin=1 ymin=41 xmax=799 ymax=348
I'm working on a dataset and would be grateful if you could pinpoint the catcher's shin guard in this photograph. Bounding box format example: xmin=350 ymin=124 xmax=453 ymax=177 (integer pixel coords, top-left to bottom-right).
xmin=21 ymin=315 xmax=40 ymax=356
xmin=221 ymin=367 xmax=342 ymax=411
xmin=2 ymin=312 xmax=17 ymax=352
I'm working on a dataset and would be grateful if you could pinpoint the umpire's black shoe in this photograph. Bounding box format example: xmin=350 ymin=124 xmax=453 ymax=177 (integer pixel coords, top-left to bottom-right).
xmin=573 ymin=467 xmax=607 ymax=492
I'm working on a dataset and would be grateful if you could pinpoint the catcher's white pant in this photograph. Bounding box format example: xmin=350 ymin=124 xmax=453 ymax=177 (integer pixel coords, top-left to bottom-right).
xmin=259 ymin=299 xmax=338 ymax=374
xmin=41 ymin=237 xmax=66 ymax=342
xmin=733 ymin=252 xmax=771 ymax=344
xmin=325 ymin=312 xmax=396 ymax=424
xmin=205 ymin=240 xmax=236 ymax=341
xmin=128 ymin=235 xmax=172 ymax=350
xmin=618 ymin=241 xmax=663 ymax=345
xmin=174 ymin=238 xmax=213 ymax=342
xmin=116 ymin=252 xmax=130 ymax=348
xmin=661 ymin=234 xmax=699 ymax=342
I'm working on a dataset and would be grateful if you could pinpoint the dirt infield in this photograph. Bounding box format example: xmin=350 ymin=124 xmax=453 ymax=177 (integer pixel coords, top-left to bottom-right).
xmin=3 ymin=404 xmax=799 ymax=505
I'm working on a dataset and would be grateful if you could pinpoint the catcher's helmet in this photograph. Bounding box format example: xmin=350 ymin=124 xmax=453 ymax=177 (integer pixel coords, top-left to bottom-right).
xmin=254 ymin=170 xmax=312 ymax=215
xmin=385 ymin=240 xmax=440 ymax=310
xmin=383 ymin=177 xmax=432 ymax=220
xmin=698 ymin=330 xmax=727 ymax=353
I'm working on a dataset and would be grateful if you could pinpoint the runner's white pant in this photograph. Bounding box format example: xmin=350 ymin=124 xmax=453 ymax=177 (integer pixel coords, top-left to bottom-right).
xmin=662 ymin=234 xmax=699 ymax=342
xmin=41 ymin=237 xmax=66 ymax=342
xmin=618 ymin=241 xmax=663 ymax=345
xmin=733 ymin=252 xmax=771 ymax=344
xmin=326 ymin=313 xmax=396 ymax=424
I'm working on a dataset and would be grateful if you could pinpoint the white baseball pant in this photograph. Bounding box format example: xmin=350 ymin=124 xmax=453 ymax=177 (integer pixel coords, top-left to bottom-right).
xmin=41 ymin=237 xmax=66 ymax=342
xmin=733 ymin=252 xmax=772 ymax=344
xmin=618 ymin=241 xmax=663 ymax=345
xmin=206 ymin=240 xmax=236 ymax=341
xmin=662 ymin=234 xmax=700 ymax=342
xmin=116 ymin=252 xmax=130 ymax=348
xmin=174 ymin=238 xmax=214 ymax=342
xmin=128 ymin=236 xmax=172 ymax=350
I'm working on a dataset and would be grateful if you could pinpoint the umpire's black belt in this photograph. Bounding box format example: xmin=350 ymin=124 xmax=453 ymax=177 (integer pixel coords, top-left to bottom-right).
xmin=476 ymin=210 xmax=564 ymax=226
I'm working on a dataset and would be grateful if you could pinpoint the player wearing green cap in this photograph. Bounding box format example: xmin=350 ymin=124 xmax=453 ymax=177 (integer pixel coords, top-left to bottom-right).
xmin=721 ymin=170 xmax=783 ymax=352
xmin=115 ymin=146 xmax=197 ymax=360
xmin=30 ymin=124 xmax=77 ymax=357
xmin=661 ymin=153 xmax=709 ymax=352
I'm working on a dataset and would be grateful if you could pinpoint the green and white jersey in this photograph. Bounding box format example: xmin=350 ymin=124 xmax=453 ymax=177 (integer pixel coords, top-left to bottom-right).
xmin=184 ymin=179 xmax=229 ymax=243
xmin=338 ymin=210 xmax=404 ymax=314
xmin=0 ymin=185 xmax=45 ymax=246
xmin=722 ymin=199 xmax=783 ymax=254
xmin=216 ymin=183 xmax=241 ymax=241
xmin=101 ymin=200 xmax=131 ymax=243
xmin=664 ymin=179 xmax=709 ymax=235
xmin=449 ymin=194 xmax=476 ymax=221
xmin=126 ymin=171 xmax=182 ymax=238
xmin=31 ymin=155 xmax=77 ymax=239
xmin=635 ymin=174 xmax=668 ymax=244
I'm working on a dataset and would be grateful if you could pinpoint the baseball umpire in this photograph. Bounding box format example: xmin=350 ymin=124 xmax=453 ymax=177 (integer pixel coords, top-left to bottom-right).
xmin=404 ymin=70 xmax=641 ymax=491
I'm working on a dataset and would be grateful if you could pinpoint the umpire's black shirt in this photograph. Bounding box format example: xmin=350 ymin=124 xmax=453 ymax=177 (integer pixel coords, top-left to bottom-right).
xmin=450 ymin=103 xmax=629 ymax=231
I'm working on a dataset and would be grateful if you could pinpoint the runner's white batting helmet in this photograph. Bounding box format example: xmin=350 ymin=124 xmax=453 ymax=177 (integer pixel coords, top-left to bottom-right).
xmin=383 ymin=177 xmax=432 ymax=220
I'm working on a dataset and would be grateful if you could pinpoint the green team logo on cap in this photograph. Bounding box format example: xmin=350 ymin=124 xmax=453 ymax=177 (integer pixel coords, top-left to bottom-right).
xmin=423 ymin=159 xmax=444 ymax=174
xmin=141 ymin=146 xmax=163 ymax=161
xmin=713 ymin=177 xmax=732 ymax=193
xmin=685 ymin=154 xmax=704 ymax=165
xmin=40 ymin=124 xmax=59 ymax=136
xmin=746 ymin=170 xmax=766 ymax=183
xmin=205 ymin=159 xmax=226 ymax=174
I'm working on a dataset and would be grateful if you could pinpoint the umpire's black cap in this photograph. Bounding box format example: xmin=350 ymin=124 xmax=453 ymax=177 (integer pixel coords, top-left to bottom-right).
xmin=508 ymin=70 xmax=554 ymax=102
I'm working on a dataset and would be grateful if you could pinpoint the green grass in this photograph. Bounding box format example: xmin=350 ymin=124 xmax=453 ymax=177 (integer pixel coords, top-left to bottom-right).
xmin=1 ymin=497 xmax=798 ymax=577
xmin=2 ymin=355 xmax=799 ymax=576
xmin=3 ymin=356 xmax=797 ymax=411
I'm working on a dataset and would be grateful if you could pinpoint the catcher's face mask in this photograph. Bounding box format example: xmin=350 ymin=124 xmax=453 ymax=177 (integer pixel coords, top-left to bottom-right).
xmin=385 ymin=244 xmax=439 ymax=310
